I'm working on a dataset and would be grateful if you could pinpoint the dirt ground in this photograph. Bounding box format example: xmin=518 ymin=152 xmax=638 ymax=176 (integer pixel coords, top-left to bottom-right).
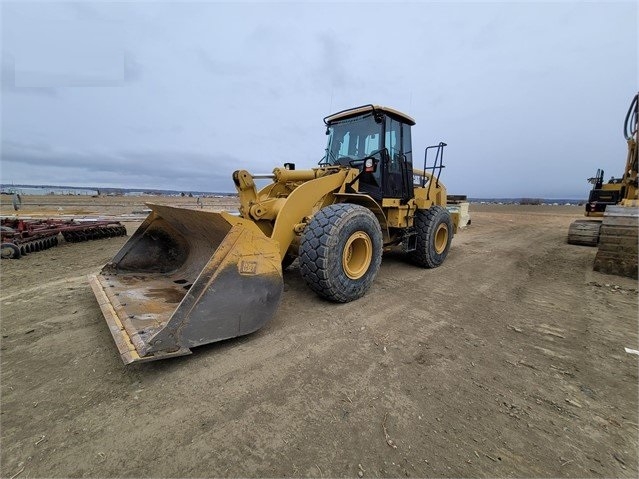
xmin=1 ymin=196 xmax=637 ymax=478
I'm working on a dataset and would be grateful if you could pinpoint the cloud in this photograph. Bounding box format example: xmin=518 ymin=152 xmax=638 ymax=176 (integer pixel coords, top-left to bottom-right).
xmin=1 ymin=140 xmax=240 ymax=191
xmin=315 ymin=33 xmax=359 ymax=90
xmin=195 ymin=49 xmax=250 ymax=77
xmin=124 ymin=53 xmax=143 ymax=83
xmin=0 ymin=1 xmax=635 ymax=198
xmin=1 ymin=55 xmax=59 ymax=97
xmin=67 ymin=2 xmax=103 ymax=22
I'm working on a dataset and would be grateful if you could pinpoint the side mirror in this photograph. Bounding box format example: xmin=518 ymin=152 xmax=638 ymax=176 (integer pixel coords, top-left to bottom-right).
xmin=364 ymin=158 xmax=377 ymax=173
xmin=348 ymin=156 xmax=378 ymax=173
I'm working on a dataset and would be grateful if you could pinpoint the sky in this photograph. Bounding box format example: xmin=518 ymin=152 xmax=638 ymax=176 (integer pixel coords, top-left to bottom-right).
xmin=1 ymin=0 xmax=637 ymax=198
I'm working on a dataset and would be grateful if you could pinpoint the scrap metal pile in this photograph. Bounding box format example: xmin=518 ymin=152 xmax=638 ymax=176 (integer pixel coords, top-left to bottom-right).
xmin=1 ymin=218 xmax=127 ymax=259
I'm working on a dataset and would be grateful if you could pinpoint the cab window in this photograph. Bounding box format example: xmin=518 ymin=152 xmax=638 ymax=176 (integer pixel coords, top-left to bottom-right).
xmin=385 ymin=117 xmax=402 ymax=173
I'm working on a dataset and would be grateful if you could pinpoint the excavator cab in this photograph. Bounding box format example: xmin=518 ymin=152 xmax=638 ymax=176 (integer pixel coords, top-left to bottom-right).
xmin=582 ymin=93 xmax=639 ymax=217
xmin=585 ymin=169 xmax=623 ymax=216
xmin=322 ymin=105 xmax=415 ymax=203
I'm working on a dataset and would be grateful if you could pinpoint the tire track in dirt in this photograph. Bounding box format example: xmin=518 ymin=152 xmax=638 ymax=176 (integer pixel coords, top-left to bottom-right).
xmin=0 ymin=275 xmax=89 ymax=302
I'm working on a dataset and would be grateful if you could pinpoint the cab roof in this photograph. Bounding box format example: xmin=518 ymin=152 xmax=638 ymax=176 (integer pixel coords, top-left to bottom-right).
xmin=324 ymin=104 xmax=416 ymax=126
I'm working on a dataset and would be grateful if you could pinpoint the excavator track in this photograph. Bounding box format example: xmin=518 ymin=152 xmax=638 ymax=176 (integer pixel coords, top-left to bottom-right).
xmin=567 ymin=219 xmax=601 ymax=246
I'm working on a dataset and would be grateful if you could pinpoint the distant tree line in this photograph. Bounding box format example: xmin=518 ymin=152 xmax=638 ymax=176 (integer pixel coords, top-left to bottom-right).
xmin=520 ymin=198 xmax=543 ymax=205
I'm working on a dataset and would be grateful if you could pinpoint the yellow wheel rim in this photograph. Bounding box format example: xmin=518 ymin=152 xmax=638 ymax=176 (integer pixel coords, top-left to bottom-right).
xmin=434 ymin=224 xmax=449 ymax=254
xmin=342 ymin=231 xmax=373 ymax=279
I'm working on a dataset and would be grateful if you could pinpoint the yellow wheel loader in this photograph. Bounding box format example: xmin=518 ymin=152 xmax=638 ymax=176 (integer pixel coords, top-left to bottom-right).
xmin=90 ymin=105 xmax=461 ymax=364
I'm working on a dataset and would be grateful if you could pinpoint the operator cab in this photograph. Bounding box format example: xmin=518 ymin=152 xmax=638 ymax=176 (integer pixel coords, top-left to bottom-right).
xmin=322 ymin=105 xmax=415 ymax=203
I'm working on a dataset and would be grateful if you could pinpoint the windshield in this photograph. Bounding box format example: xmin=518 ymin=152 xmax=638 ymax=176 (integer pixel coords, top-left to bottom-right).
xmin=323 ymin=113 xmax=383 ymax=166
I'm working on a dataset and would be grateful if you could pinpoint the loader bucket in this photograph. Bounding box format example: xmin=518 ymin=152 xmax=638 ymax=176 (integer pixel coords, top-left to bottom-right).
xmin=89 ymin=204 xmax=283 ymax=364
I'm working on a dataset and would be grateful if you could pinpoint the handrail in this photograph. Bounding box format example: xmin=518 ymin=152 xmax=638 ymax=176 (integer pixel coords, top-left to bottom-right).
xmin=422 ymin=142 xmax=447 ymax=200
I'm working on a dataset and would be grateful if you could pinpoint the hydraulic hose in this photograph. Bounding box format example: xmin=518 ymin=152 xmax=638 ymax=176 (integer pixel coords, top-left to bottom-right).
xmin=624 ymin=92 xmax=638 ymax=140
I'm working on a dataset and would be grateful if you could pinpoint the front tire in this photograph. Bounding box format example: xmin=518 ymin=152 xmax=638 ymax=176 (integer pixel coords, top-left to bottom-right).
xmin=299 ymin=203 xmax=383 ymax=302
xmin=409 ymin=205 xmax=453 ymax=268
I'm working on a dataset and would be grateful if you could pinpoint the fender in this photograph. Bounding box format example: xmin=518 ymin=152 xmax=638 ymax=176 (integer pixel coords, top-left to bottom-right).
xmin=334 ymin=192 xmax=390 ymax=243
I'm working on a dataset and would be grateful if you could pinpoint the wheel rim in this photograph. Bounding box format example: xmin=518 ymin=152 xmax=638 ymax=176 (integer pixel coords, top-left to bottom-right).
xmin=434 ymin=223 xmax=449 ymax=254
xmin=1 ymin=244 xmax=18 ymax=259
xmin=342 ymin=231 xmax=372 ymax=280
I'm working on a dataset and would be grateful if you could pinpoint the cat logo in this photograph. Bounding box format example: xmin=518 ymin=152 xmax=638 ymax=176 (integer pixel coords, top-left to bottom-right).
xmin=239 ymin=260 xmax=258 ymax=275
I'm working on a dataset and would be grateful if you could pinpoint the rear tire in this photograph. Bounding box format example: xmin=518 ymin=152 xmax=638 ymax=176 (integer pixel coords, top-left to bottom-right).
xmin=299 ymin=203 xmax=382 ymax=302
xmin=409 ymin=205 xmax=453 ymax=268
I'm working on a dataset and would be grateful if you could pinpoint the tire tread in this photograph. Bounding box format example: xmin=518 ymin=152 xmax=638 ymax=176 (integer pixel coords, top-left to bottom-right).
xmin=300 ymin=203 xmax=382 ymax=302
xmin=409 ymin=205 xmax=453 ymax=268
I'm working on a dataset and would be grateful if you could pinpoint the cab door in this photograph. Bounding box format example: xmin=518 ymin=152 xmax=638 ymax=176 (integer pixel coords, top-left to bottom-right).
xmin=383 ymin=117 xmax=413 ymax=202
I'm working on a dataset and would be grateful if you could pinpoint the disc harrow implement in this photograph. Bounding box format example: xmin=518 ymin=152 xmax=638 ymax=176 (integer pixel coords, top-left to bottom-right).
xmin=1 ymin=218 xmax=127 ymax=259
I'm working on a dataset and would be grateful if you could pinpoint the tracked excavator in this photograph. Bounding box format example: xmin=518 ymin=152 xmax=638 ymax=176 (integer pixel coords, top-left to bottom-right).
xmin=90 ymin=105 xmax=461 ymax=364
xmin=567 ymin=93 xmax=638 ymax=278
